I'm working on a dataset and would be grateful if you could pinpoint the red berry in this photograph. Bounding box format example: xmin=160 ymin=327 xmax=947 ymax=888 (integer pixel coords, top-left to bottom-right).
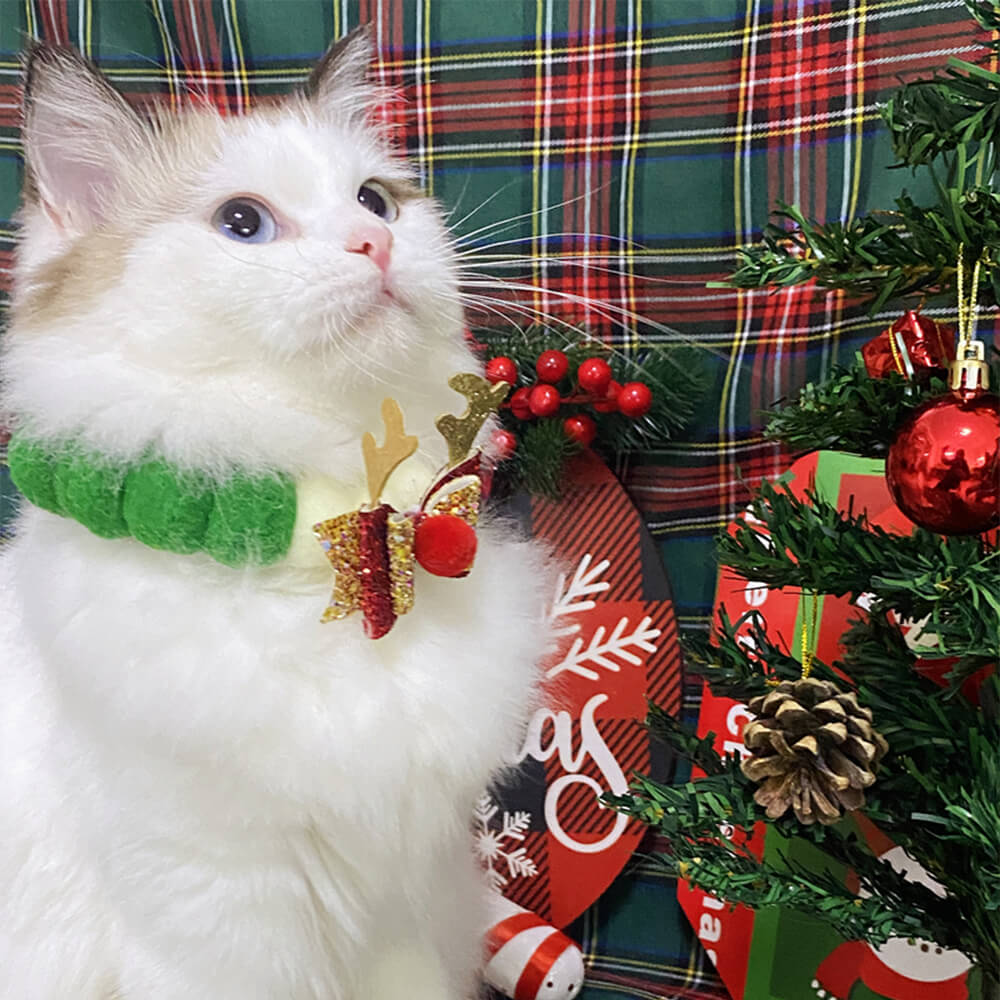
xmin=535 ymin=349 xmax=569 ymax=384
xmin=414 ymin=513 xmax=477 ymax=577
xmin=577 ymin=357 xmax=613 ymax=395
xmin=485 ymin=356 xmax=518 ymax=385
xmin=510 ymin=386 xmax=533 ymax=420
xmin=593 ymin=380 xmax=622 ymax=413
xmin=563 ymin=414 xmax=597 ymax=446
xmin=528 ymin=384 xmax=561 ymax=418
xmin=618 ymin=381 xmax=653 ymax=418
xmin=492 ymin=428 xmax=517 ymax=459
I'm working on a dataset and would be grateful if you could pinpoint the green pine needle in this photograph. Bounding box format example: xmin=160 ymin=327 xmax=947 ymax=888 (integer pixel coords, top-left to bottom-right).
xmin=763 ymin=360 xmax=951 ymax=456
xmin=507 ymin=419 xmax=581 ymax=499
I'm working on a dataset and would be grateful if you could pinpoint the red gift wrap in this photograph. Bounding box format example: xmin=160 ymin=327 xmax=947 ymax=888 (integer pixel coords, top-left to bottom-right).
xmin=861 ymin=311 xmax=955 ymax=380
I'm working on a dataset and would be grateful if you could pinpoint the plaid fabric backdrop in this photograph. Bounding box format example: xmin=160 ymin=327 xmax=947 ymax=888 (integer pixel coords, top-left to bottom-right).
xmin=0 ymin=2 xmax=994 ymax=998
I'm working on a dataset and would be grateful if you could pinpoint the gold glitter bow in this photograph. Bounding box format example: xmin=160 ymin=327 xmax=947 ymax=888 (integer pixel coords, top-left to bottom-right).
xmin=312 ymin=374 xmax=505 ymax=638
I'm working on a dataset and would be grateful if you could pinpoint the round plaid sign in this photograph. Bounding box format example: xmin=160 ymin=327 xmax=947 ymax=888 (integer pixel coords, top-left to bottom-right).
xmin=484 ymin=452 xmax=681 ymax=928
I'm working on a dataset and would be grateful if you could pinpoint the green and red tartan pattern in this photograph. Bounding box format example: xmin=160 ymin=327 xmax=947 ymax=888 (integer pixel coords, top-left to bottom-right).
xmin=0 ymin=3 xmax=997 ymax=998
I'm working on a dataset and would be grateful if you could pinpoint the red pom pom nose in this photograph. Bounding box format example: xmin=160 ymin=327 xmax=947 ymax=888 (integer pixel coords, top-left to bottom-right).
xmin=414 ymin=514 xmax=478 ymax=577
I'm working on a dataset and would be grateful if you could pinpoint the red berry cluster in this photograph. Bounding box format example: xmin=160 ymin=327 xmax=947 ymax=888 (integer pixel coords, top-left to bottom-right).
xmin=485 ymin=350 xmax=653 ymax=455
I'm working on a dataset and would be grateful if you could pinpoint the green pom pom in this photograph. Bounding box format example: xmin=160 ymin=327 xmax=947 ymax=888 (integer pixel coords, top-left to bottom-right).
xmin=203 ymin=472 xmax=296 ymax=567
xmin=53 ymin=447 xmax=129 ymax=539
xmin=8 ymin=433 xmax=297 ymax=565
xmin=123 ymin=460 xmax=213 ymax=554
xmin=6 ymin=435 xmax=64 ymax=514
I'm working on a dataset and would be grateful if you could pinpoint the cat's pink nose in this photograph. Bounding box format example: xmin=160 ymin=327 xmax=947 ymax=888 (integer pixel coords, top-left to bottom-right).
xmin=346 ymin=221 xmax=393 ymax=274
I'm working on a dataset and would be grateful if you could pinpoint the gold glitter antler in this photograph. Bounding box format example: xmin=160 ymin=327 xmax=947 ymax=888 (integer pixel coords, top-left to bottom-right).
xmin=435 ymin=373 xmax=509 ymax=465
xmin=362 ymin=398 xmax=418 ymax=506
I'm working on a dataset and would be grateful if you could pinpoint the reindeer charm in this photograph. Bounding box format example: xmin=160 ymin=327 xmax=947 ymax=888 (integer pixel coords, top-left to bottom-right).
xmin=312 ymin=374 xmax=507 ymax=638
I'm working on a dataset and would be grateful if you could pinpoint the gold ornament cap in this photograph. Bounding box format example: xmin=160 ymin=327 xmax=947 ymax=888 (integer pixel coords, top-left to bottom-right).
xmin=949 ymin=338 xmax=990 ymax=394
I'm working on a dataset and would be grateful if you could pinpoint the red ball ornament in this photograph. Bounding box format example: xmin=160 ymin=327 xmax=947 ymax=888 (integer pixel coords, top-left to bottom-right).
xmin=563 ymin=414 xmax=597 ymax=446
xmin=577 ymin=357 xmax=613 ymax=396
xmin=886 ymin=387 xmax=1000 ymax=535
xmin=485 ymin=356 xmax=518 ymax=385
xmin=593 ymin=380 xmax=622 ymax=413
xmin=510 ymin=386 xmax=534 ymax=420
xmin=414 ymin=513 xmax=478 ymax=577
xmin=535 ymin=349 xmax=569 ymax=384
xmin=617 ymin=381 xmax=653 ymax=418
xmin=528 ymin=383 xmax=561 ymax=418
xmin=492 ymin=428 xmax=517 ymax=459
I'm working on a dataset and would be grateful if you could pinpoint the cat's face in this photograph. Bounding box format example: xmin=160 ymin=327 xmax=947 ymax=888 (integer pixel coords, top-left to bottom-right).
xmin=10 ymin=34 xmax=465 ymax=405
xmin=115 ymin=107 xmax=460 ymax=373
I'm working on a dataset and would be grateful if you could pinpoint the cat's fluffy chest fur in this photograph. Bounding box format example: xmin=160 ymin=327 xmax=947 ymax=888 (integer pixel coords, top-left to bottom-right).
xmin=0 ymin=33 xmax=551 ymax=1000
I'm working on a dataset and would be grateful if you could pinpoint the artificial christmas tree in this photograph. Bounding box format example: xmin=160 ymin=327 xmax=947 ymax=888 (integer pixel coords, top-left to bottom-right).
xmin=611 ymin=3 xmax=1000 ymax=997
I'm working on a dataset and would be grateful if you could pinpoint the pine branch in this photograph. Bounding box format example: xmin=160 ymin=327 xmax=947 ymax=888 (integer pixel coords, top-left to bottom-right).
xmin=720 ymin=479 xmax=1000 ymax=658
xmin=664 ymin=846 xmax=953 ymax=949
xmin=720 ymin=190 xmax=1000 ymax=310
xmin=608 ymin=773 xmax=961 ymax=948
xmin=967 ymin=0 xmax=1000 ymax=35
xmin=681 ymin=601 xmax=982 ymax=843
xmin=508 ymin=419 xmax=581 ymax=499
xmin=764 ymin=356 xmax=1000 ymax=458
xmin=717 ymin=10 xmax=1000 ymax=309
xmin=645 ymin=703 xmax=725 ymax=777
xmin=884 ymin=64 xmax=1000 ymax=169
xmin=683 ymin=606 xmax=835 ymax=703
xmin=763 ymin=361 xmax=951 ymax=457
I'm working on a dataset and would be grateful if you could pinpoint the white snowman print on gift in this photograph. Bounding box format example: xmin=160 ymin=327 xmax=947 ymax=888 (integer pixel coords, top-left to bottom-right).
xmin=813 ymin=844 xmax=970 ymax=1000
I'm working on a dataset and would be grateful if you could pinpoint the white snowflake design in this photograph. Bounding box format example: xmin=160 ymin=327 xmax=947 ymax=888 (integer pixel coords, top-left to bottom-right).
xmin=547 ymin=553 xmax=611 ymax=641
xmin=474 ymin=793 xmax=539 ymax=892
xmin=545 ymin=552 xmax=661 ymax=682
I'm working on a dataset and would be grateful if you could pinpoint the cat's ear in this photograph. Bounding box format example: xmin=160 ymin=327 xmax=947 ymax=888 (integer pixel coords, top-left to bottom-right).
xmin=303 ymin=26 xmax=377 ymax=115
xmin=21 ymin=43 xmax=149 ymax=233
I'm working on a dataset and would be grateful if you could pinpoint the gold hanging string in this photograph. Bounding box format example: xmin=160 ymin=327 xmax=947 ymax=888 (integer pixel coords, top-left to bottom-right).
xmin=954 ymin=244 xmax=989 ymax=393
xmin=767 ymin=589 xmax=820 ymax=687
xmin=956 ymin=242 xmax=983 ymax=351
xmin=799 ymin=591 xmax=820 ymax=680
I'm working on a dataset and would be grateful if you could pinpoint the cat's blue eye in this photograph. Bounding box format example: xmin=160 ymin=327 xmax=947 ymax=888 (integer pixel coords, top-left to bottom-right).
xmin=212 ymin=198 xmax=278 ymax=244
xmin=357 ymin=181 xmax=398 ymax=223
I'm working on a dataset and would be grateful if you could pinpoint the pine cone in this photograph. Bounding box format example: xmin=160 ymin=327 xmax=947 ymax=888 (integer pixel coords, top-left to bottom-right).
xmin=741 ymin=677 xmax=889 ymax=826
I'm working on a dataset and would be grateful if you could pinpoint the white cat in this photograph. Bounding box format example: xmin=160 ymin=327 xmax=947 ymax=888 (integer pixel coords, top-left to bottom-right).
xmin=0 ymin=32 xmax=551 ymax=1000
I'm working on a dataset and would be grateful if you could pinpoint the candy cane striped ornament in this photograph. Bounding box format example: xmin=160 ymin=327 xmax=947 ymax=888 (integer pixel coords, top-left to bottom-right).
xmin=483 ymin=891 xmax=585 ymax=1000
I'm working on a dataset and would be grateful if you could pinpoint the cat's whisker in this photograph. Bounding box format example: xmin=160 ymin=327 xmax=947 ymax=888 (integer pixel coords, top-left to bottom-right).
xmin=453 ymin=232 xmax=640 ymax=258
xmin=454 ymin=289 xmax=711 ymax=404
xmin=457 ymin=289 xmax=616 ymax=348
xmin=443 ymin=178 xmax=521 ymax=233
xmin=458 ymin=256 xmax=703 ymax=286
xmin=432 ymin=288 xmax=532 ymax=340
xmin=461 ymin=276 xmax=676 ymax=336
xmin=456 ymin=291 xmax=714 ymax=401
xmin=458 ymin=280 xmax=728 ymax=361
xmin=450 ymin=184 xmax=613 ymax=248
xmin=213 ymin=241 xmax=314 ymax=285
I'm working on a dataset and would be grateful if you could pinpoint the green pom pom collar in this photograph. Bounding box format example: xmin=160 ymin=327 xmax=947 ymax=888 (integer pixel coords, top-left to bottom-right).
xmin=7 ymin=433 xmax=297 ymax=567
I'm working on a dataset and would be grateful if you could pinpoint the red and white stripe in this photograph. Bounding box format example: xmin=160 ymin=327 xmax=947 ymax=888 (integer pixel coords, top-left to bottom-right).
xmin=482 ymin=892 xmax=584 ymax=1000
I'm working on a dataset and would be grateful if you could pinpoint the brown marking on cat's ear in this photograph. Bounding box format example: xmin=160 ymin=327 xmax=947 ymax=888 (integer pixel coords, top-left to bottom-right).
xmin=22 ymin=41 xmax=150 ymax=232
xmin=303 ymin=26 xmax=376 ymax=111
